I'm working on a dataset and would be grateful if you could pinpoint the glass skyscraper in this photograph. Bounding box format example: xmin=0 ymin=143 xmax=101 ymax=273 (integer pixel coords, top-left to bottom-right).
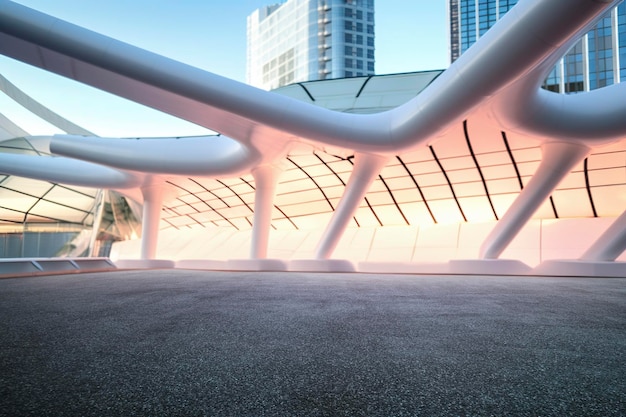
xmin=247 ymin=0 xmax=375 ymax=90
xmin=449 ymin=0 xmax=626 ymax=93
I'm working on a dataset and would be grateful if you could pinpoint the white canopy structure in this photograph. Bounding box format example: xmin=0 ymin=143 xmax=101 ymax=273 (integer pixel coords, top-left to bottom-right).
xmin=0 ymin=0 xmax=624 ymax=276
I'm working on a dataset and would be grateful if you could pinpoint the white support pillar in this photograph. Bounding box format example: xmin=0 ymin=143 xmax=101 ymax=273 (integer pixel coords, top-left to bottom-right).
xmin=140 ymin=183 xmax=164 ymax=260
xmin=250 ymin=164 xmax=282 ymax=259
xmin=580 ymin=209 xmax=626 ymax=261
xmin=315 ymin=152 xmax=389 ymax=259
xmin=480 ymin=141 xmax=590 ymax=259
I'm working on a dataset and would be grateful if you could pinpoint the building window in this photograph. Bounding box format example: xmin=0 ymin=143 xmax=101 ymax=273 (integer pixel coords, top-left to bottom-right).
xmin=345 ymin=33 xmax=353 ymax=43
xmin=367 ymin=36 xmax=374 ymax=47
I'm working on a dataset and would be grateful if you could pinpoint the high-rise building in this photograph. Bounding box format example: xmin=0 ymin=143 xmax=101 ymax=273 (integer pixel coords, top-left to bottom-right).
xmin=247 ymin=0 xmax=375 ymax=90
xmin=449 ymin=0 xmax=626 ymax=93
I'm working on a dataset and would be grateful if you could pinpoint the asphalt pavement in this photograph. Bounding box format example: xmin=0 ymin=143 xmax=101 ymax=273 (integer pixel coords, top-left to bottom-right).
xmin=1 ymin=269 xmax=624 ymax=416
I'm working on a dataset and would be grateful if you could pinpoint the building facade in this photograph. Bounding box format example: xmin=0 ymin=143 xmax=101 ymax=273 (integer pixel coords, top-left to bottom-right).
xmin=449 ymin=0 xmax=626 ymax=92
xmin=246 ymin=0 xmax=375 ymax=90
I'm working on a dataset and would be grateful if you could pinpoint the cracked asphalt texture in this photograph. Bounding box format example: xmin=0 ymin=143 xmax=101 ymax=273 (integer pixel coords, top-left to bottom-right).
xmin=1 ymin=270 xmax=624 ymax=416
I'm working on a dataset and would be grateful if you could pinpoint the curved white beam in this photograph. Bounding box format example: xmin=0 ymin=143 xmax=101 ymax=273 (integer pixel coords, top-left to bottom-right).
xmin=496 ymin=76 xmax=626 ymax=145
xmin=51 ymin=135 xmax=260 ymax=177
xmin=0 ymin=152 xmax=141 ymax=188
xmin=0 ymin=0 xmax=620 ymax=156
xmin=0 ymin=73 xmax=94 ymax=135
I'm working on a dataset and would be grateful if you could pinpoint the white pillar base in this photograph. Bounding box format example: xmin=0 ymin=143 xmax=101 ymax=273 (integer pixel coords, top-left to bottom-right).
xmin=227 ymin=259 xmax=288 ymax=271
xmin=534 ymin=260 xmax=626 ymax=277
xmin=289 ymin=259 xmax=355 ymax=272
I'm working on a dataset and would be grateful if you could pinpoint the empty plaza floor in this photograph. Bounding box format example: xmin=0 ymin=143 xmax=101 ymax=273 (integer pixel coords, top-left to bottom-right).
xmin=1 ymin=269 xmax=624 ymax=416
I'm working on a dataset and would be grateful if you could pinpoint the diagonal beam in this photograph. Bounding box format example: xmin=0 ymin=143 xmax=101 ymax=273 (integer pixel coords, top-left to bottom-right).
xmin=315 ymin=152 xmax=389 ymax=259
xmin=580 ymin=209 xmax=626 ymax=262
xmin=480 ymin=141 xmax=590 ymax=259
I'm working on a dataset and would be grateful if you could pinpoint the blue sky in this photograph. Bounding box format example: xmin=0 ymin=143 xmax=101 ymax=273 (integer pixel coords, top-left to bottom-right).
xmin=1 ymin=1 xmax=449 ymax=137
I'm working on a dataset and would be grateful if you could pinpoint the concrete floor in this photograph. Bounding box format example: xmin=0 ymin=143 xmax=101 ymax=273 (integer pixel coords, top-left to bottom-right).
xmin=0 ymin=270 xmax=624 ymax=416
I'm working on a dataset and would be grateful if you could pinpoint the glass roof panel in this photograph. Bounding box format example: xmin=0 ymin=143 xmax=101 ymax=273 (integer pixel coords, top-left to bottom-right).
xmin=481 ymin=164 xmax=519 ymax=181
xmin=439 ymin=156 xmax=476 ymax=171
xmin=590 ymin=185 xmax=626 ymax=217
xmin=511 ymin=147 xmax=542 ymax=163
xmin=364 ymin=190 xmax=394 ymax=206
xmin=404 ymin=160 xmax=441 ymax=175
xmin=414 ymin=172 xmax=449 ymax=187
xmin=384 ymin=177 xmax=420 ymax=192
xmin=299 ymin=77 xmax=366 ymax=100
xmin=517 ymin=161 xmax=541 ymax=177
xmin=551 ymin=189 xmax=594 ymax=218
xmin=426 ymin=200 xmax=466 ymax=224
xmin=589 ymin=167 xmax=625 ymax=187
xmin=556 ymin=171 xmax=585 ymax=190
xmin=275 ymin=189 xmax=330 ymax=206
xmin=219 ymin=206 xmax=254 ymax=219
xmin=354 ymin=206 xmax=382 ymax=227
xmin=392 ymin=188 xmax=423 ymax=204
xmin=0 ymin=206 xmax=26 ymax=223
xmin=374 ymin=205 xmax=408 ymax=226
xmin=43 ymin=186 xmax=95 ymax=212
xmin=453 ymin=182 xmax=489 ymax=198
xmin=486 ymin=178 xmax=524 ymax=195
xmin=401 ymin=202 xmax=437 ymax=225
xmin=446 ymin=169 xmax=482 ymax=184
xmin=3 ymin=177 xmax=54 ymax=197
xmin=280 ymin=200 xmax=333 ymax=219
xmin=171 ymin=203 xmax=198 ymax=215
xmin=475 ymin=151 xmax=512 ymax=167
xmin=379 ymin=164 xmax=408 ymax=178
xmin=311 ymin=174 xmax=344 ymax=188
xmin=490 ymin=194 xmax=518 ymax=219
xmin=421 ymin=185 xmax=455 ymax=201
xmin=0 ymin=188 xmax=39 ymax=212
xmin=29 ymin=200 xmax=90 ymax=223
xmin=458 ymin=196 xmax=497 ymax=222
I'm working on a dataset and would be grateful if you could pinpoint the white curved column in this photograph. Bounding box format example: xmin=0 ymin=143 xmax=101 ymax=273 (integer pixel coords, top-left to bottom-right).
xmin=140 ymin=183 xmax=164 ymax=260
xmin=480 ymin=141 xmax=590 ymax=259
xmin=580 ymin=210 xmax=626 ymax=261
xmin=250 ymin=164 xmax=282 ymax=259
xmin=315 ymin=152 xmax=389 ymax=259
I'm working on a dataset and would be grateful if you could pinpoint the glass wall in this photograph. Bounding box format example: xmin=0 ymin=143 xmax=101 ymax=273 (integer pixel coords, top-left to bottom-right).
xmin=0 ymin=137 xmax=142 ymax=258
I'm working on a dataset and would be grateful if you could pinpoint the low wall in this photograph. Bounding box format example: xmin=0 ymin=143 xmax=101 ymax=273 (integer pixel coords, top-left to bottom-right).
xmin=110 ymin=217 xmax=626 ymax=266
